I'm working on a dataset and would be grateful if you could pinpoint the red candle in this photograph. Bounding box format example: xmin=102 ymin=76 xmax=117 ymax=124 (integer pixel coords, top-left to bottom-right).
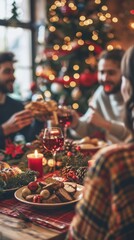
xmin=27 ymin=150 xmax=43 ymax=178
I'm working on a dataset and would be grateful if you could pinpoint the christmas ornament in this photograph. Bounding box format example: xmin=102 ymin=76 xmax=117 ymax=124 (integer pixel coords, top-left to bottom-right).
xmin=48 ymin=159 xmax=56 ymax=167
xmin=50 ymin=82 xmax=63 ymax=94
xmin=71 ymin=87 xmax=82 ymax=100
xmin=79 ymin=71 xmax=98 ymax=87
xmin=60 ymin=4 xmax=74 ymax=16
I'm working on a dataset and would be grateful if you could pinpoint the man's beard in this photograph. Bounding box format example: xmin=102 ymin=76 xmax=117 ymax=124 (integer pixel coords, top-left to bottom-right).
xmin=100 ymin=81 xmax=121 ymax=95
xmin=0 ymin=80 xmax=14 ymax=93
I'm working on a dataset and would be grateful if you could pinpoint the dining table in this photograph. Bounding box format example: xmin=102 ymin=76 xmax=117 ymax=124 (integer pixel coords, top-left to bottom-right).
xmin=0 ymin=172 xmax=76 ymax=240
xmin=0 ymin=135 xmax=104 ymax=240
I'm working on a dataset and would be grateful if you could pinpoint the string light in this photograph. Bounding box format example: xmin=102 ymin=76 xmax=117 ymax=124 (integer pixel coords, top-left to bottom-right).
xmin=78 ymin=39 xmax=84 ymax=45
xmin=52 ymin=55 xmax=58 ymax=60
xmin=62 ymin=44 xmax=68 ymax=50
xmin=85 ymin=19 xmax=93 ymax=25
xmin=88 ymin=45 xmax=95 ymax=51
xmin=53 ymin=44 xmax=60 ymax=50
xmin=72 ymin=103 xmax=79 ymax=110
xmin=64 ymin=36 xmax=71 ymax=42
xmin=73 ymin=73 xmax=80 ymax=79
xmin=107 ymin=45 xmax=114 ymax=50
xmin=102 ymin=5 xmax=108 ymax=11
xmin=105 ymin=13 xmax=111 ymax=18
xmin=49 ymin=26 xmax=56 ymax=32
xmin=76 ymin=32 xmax=82 ymax=37
xmin=49 ymin=74 xmax=55 ymax=80
xmin=112 ymin=17 xmax=118 ymax=23
xmin=99 ymin=15 xmax=106 ymax=21
xmin=95 ymin=0 xmax=101 ymax=4
xmin=63 ymin=75 xmax=70 ymax=82
xmin=44 ymin=90 xmax=51 ymax=98
xmin=79 ymin=15 xmax=86 ymax=21
xmin=130 ymin=22 xmax=134 ymax=29
xmin=70 ymin=81 xmax=76 ymax=87
xmin=73 ymin=65 xmax=79 ymax=71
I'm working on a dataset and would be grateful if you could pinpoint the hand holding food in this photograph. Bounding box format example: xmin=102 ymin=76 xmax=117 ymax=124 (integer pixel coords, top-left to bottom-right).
xmin=25 ymin=100 xmax=58 ymax=123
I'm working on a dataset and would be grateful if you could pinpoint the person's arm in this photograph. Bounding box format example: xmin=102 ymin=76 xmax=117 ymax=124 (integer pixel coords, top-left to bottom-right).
xmin=66 ymin=158 xmax=111 ymax=240
xmin=0 ymin=126 xmax=6 ymax=149
xmin=70 ymin=108 xmax=99 ymax=138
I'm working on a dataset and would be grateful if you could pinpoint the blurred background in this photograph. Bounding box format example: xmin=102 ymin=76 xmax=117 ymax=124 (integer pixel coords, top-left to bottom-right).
xmin=0 ymin=0 xmax=134 ymax=115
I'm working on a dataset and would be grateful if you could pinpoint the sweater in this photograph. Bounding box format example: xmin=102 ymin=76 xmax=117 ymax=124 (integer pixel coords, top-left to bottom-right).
xmin=72 ymin=86 xmax=131 ymax=143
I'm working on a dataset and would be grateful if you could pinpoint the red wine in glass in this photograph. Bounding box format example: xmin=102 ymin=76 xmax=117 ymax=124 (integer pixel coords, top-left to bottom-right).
xmin=43 ymin=136 xmax=64 ymax=152
xmin=58 ymin=114 xmax=73 ymax=128
xmin=43 ymin=127 xmax=64 ymax=157
xmin=58 ymin=105 xmax=73 ymax=138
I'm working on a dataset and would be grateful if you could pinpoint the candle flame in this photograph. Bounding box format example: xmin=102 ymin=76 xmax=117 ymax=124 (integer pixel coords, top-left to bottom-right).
xmin=34 ymin=149 xmax=38 ymax=157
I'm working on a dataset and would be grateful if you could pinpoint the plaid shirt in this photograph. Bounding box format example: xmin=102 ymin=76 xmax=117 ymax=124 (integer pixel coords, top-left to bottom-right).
xmin=66 ymin=143 xmax=134 ymax=240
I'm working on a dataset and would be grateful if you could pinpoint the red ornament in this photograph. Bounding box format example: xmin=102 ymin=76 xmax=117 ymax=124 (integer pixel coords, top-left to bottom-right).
xmin=79 ymin=71 xmax=98 ymax=87
xmin=130 ymin=9 xmax=134 ymax=15
xmin=60 ymin=5 xmax=73 ymax=16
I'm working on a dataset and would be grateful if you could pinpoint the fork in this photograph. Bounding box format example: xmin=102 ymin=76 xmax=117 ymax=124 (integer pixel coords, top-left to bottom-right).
xmin=15 ymin=209 xmax=68 ymax=230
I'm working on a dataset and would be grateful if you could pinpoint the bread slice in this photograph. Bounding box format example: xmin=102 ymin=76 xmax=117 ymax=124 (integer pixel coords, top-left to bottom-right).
xmin=56 ymin=188 xmax=73 ymax=202
xmin=64 ymin=183 xmax=77 ymax=196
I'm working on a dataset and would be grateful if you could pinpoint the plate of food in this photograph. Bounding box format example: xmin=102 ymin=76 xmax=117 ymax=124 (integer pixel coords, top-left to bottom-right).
xmin=14 ymin=181 xmax=83 ymax=209
xmin=74 ymin=136 xmax=108 ymax=150
xmin=0 ymin=162 xmax=38 ymax=194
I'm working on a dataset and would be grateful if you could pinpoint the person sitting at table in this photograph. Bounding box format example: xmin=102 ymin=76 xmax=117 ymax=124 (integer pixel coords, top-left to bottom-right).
xmin=70 ymin=48 xmax=131 ymax=143
xmin=0 ymin=51 xmax=44 ymax=149
xmin=66 ymin=45 xmax=134 ymax=240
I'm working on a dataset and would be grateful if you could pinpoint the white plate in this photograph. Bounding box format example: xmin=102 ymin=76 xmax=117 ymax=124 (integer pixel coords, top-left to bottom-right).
xmin=14 ymin=182 xmax=83 ymax=209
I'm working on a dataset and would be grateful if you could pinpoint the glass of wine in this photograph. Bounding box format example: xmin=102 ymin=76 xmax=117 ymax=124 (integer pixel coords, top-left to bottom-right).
xmin=43 ymin=127 xmax=64 ymax=170
xmin=58 ymin=105 xmax=73 ymax=139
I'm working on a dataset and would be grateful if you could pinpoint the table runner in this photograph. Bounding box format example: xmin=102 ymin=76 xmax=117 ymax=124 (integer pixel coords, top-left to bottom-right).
xmin=0 ymin=197 xmax=75 ymax=233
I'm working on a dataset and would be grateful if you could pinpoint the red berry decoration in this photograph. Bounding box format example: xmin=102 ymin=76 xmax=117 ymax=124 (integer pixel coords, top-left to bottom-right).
xmin=67 ymin=151 xmax=72 ymax=157
xmin=28 ymin=181 xmax=39 ymax=192
xmin=33 ymin=194 xmax=43 ymax=203
xmin=76 ymin=146 xmax=81 ymax=151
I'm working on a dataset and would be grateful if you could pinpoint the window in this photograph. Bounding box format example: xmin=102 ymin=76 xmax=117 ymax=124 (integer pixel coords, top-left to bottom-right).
xmin=0 ymin=0 xmax=34 ymax=100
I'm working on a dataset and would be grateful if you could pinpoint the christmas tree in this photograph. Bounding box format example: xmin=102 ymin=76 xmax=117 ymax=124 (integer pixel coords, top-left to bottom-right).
xmin=36 ymin=0 xmax=116 ymax=114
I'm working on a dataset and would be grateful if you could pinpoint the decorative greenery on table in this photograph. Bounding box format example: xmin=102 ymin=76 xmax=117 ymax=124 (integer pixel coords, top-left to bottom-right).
xmin=0 ymin=170 xmax=38 ymax=192
xmin=0 ymin=136 xmax=91 ymax=184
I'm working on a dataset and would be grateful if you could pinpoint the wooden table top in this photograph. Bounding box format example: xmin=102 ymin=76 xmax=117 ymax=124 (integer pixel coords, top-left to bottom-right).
xmin=0 ymin=213 xmax=67 ymax=240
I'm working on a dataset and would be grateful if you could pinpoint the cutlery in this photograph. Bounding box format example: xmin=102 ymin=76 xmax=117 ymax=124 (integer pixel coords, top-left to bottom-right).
xmin=15 ymin=209 xmax=68 ymax=230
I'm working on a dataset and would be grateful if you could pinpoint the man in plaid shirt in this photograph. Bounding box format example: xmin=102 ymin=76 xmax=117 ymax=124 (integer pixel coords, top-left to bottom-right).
xmin=66 ymin=45 xmax=134 ymax=240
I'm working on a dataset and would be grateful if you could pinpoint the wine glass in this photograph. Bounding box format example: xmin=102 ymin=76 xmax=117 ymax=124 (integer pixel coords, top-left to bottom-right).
xmin=58 ymin=105 xmax=73 ymax=139
xmin=43 ymin=127 xmax=64 ymax=170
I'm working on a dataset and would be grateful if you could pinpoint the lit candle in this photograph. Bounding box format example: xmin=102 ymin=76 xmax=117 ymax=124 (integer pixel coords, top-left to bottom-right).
xmin=27 ymin=150 xmax=43 ymax=178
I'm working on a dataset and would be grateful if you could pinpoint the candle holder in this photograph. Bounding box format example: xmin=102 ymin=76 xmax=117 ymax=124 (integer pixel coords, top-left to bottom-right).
xmin=27 ymin=150 xmax=43 ymax=178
